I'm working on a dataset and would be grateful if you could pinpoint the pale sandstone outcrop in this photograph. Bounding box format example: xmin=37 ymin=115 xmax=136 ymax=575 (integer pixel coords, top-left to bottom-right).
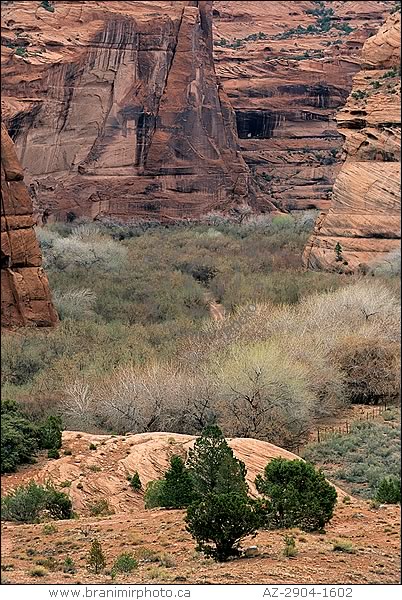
xmin=0 ymin=431 xmax=347 ymax=515
xmin=1 ymin=123 xmax=58 ymax=327
xmin=303 ymin=11 xmax=401 ymax=271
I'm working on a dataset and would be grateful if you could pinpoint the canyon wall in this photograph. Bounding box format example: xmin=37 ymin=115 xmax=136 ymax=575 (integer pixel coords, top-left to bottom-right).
xmin=303 ymin=11 xmax=401 ymax=271
xmin=1 ymin=1 xmax=260 ymax=223
xmin=213 ymin=1 xmax=392 ymax=211
xmin=1 ymin=122 xmax=58 ymax=327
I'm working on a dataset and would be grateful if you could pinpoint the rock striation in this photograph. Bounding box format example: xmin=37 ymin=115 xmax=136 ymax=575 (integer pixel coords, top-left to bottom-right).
xmin=303 ymin=11 xmax=401 ymax=271
xmin=1 ymin=123 xmax=58 ymax=327
xmin=213 ymin=1 xmax=392 ymax=211
xmin=1 ymin=1 xmax=260 ymax=223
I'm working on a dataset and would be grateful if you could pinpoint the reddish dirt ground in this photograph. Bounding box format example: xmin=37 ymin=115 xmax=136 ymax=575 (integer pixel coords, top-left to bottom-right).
xmin=1 ymin=430 xmax=400 ymax=585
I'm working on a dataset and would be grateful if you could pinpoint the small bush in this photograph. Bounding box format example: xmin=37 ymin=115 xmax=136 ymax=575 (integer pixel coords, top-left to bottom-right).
xmin=144 ymin=480 xmax=167 ymax=509
xmin=185 ymin=492 xmax=263 ymax=562
xmin=30 ymin=567 xmax=47 ymax=578
xmin=128 ymin=471 xmax=142 ymax=491
xmin=111 ymin=553 xmax=138 ymax=576
xmin=283 ymin=534 xmax=298 ymax=558
xmin=87 ymin=540 xmax=106 ymax=574
xmin=47 ymin=449 xmax=60 ymax=459
xmin=63 ymin=557 xmax=76 ymax=574
xmin=88 ymin=498 xmax=113 ymax=517
xmin=1 ymin=481 xmax=48 ymax=523
xmin=89 ymin=443 xmax=97 ymax=451
xmin=1 ymin=481 xmax=72 ymax=523
xmin=1 ymin=401 xmax=39 ymax=473
xmin=44 ymin=484 xmax=73 ymax=520
xmin=42 ymin=523 xmax=57 ymax=535
xmin=88 ymin=465 xmax=102 ymax=472
xmin=64 ymin=449 xmax=73 ymax=456
xmin=15 ymin=47 xmax=28 ymax=57
xmin=38 ymin=415 xmax=62 ymax=450
xmin=41 ymin=0 xmax=55 ymax=12
xmin=135 ymin=548 xmax=161 ymax=563
xmin=375 ymin=477 xmax=401 ymax=504
xmin=333 ymin=539 xmax=355 ymax=554
xmin=255 ymin=458 xmax=337 ymax=532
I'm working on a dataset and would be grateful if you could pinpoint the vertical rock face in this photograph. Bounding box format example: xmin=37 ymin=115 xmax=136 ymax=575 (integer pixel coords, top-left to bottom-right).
xmin=1 ymin=123 xmax=58 ymax=327
xmin=1 ymin=1 xmax=258 ymax=222
xmin=212 ymin=1 xmax=391 ymax=211
xmin=303 ymin=12 xmax=401 ymax=271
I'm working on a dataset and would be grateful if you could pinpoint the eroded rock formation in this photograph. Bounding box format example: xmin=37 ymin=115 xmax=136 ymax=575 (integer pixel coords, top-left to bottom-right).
xmin=213 ymin=1 xmax=391 ymax=211
xmin=1 ymin=123 xmax=58 ymax=327
xmin=1 ymin=1 xmax=261 ymax=223
xmin=303 ymin=11 xmax=401 ymax=271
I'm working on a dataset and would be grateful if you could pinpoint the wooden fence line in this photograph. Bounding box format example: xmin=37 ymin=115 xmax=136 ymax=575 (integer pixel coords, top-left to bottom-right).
xmin=315 ymin=404 xmax=388 ymax=444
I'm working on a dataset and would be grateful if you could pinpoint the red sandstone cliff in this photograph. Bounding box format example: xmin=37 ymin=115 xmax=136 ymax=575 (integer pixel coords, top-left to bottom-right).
xmin=1 ymin=123 xmax=58 ymax=327
xmin=1 ymin=1 xmax=261 ymax=223
xmin=213 ymin=1 xmax=391 ymax=211
xmin=303 ymin=11 xmax=401 ymax=271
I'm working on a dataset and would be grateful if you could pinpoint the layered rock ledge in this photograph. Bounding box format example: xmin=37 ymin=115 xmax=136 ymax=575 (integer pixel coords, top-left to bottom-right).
xmin=303 ymin=11 xmax=401 ymax=271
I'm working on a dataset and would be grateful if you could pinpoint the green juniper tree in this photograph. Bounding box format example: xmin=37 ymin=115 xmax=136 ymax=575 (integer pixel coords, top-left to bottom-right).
xmin=334 ymin=242 xmax=343 ymax=262
xmin=185 ymin=492 xmax=263 ymax=562
xmin=186 ymin=425 xmax=248 ymax=497
xmin=255 ymin=458 xmax=337 ymax=532
xmin=161 ymin=455 xmax=196 ymax=508
xmin=87 ymin=539 xmax=106 ymax=574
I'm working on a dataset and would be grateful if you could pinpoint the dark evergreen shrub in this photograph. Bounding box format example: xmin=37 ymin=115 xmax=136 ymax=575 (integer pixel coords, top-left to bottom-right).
xmin=375 ymin=477 xmax=401 ymax=504
xmin=185 ymin=492 xmax=263 ymax=562
xmin=255 ymin=458 xmax=337 ymax=531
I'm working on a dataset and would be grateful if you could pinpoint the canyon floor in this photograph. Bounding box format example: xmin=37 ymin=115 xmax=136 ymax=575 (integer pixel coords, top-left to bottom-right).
xmin=1 ymin=430 xmax=400 ymax=585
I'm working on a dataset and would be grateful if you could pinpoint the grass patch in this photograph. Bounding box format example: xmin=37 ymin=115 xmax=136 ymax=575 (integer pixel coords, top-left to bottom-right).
xmin=302 ymin=419 xmax=401 ymax=499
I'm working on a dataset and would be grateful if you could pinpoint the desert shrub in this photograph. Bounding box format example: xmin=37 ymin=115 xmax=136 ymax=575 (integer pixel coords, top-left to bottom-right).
xmin=44 ymin=484 xmax=73 ymax=519
xmin=111 ymin=553 xmax=138 ymax=576
xmin=47 ymin=449 xmax=60 ymax=459
xmin=30 ymin=567 xmax=47 ymax=577
xmin=1 ymin=480 xmax=72 ymax=523
xmin=128 ymin=471 xmax=142 ymax=490
xmin=38 ymin=415 xmax=62 ymax=450
xmin=63 ymin=557 xmax=76 ymax=574
xmin=53 ymin=288 xmax=96 ymax=321
xmin=1 ymin=400 xmax=39 ymax=473
xmin=87 ymin=540 xmax=106 ymax=574
xmin=334 ymin=338 xmax=400 ymax=405
xmin=144 ymin=480 xmax=167 ymax=509
xmin=375 ymin=477 xmax=401 ymax=504
xmin=332 ymin=540 xmax=355 ymax=553
xmin=185 ymin=492 xmax=263 ymax=561
xmin=214 ymin=344 xmax=314 ymax=449
xmin=38 ymin=225 xmax=128 ymax=274
xmin=42 ymin=523 xmax=57 ymax=535
xmin=1 ymin=481 xmax=47 ymax=523
xmin=41 ymin=0 xmax=55 ymax=11
xmin=255 ymin=458 xmax=337 ymax=532
xmin=186 ymin=425 xmax=248 ymax=497
xmin=283 ymin=534 xmax=298 ymax=558
xmin=88 ymin=499 xmax=112 ymax=517
xmin=302 ymin=420 xmax=401 ymax=499
xmin=369 ymin=249 xmax=401 ymax=276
